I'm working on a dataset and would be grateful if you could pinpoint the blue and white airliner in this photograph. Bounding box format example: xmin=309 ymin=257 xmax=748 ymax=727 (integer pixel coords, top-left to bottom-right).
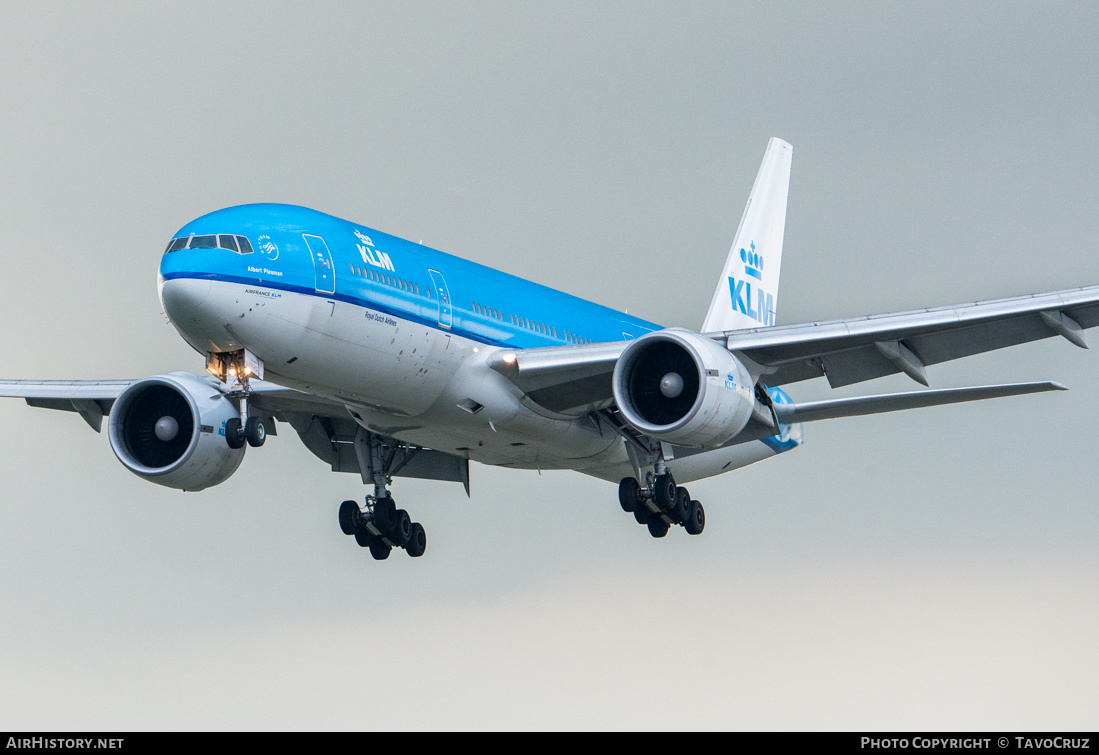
xmin=3 ymin=138 xmax=1096 ymax=560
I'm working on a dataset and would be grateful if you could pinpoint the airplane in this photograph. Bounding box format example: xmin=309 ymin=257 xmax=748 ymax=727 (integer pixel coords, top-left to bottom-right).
xmin=3 ymin=137 xmax=1096 ymax=561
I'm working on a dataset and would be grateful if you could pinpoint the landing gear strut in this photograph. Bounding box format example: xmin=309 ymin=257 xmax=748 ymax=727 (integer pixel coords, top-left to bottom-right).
xmin=336 ymin=428 xmax=428 ymax=559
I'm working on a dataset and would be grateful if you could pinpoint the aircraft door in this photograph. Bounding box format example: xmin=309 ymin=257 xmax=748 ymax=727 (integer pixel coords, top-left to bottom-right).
xmin=427 ymin=269 xmax=453 ymax=328
xmin=303 ymin=234 xmax=335 ymax=294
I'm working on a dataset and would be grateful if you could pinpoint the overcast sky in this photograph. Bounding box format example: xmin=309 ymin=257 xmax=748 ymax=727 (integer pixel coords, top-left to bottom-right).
xmin=1 ymin=1 xmax=1097 ymax=730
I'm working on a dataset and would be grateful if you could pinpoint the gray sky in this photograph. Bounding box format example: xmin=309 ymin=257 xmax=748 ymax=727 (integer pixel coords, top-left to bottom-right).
xmin=1 ymin=1 xmax=1097 ymax=729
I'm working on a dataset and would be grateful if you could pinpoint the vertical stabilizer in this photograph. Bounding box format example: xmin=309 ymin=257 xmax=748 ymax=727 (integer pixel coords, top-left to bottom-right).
xmin=702 ymin=137 xmax=792 ymax=333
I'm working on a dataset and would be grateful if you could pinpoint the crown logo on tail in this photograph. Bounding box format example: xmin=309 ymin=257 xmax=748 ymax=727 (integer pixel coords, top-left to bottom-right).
xmin=741 ymin=241 xmax=763 ymax=280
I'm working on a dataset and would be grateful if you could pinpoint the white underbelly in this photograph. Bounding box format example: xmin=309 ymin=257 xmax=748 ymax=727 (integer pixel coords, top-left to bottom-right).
xmin=204 ymin=281 xmax=460 ymax=415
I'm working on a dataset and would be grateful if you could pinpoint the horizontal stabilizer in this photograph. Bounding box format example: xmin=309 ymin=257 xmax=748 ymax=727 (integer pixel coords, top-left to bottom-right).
xmin=772 ymin=381 xmax=1066 ymax=424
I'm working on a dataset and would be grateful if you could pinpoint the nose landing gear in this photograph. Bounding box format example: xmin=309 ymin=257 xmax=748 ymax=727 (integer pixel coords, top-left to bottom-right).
xmin=211 ymin=349 xmax=269 ymax=450
xmin=224 ymin=416 xmax=267 ymax=449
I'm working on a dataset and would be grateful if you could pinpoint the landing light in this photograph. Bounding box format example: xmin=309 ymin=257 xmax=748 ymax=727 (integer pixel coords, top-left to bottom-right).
xmin=502 ymin=352 xmax=516 ymax=364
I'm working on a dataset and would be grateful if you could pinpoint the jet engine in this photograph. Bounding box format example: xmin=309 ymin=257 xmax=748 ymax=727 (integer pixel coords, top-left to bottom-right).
xmin=612 ymin=329 xmax=756 ymax=449
xmin=108 ymin=372 xmax=244 ymax=491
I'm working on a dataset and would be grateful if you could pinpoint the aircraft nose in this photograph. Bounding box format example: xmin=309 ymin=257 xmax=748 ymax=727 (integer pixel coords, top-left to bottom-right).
xmin=159 ymin=277 xmax=212 ymax=322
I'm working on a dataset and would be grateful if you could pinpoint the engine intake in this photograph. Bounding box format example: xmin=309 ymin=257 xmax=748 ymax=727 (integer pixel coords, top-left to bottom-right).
xmin=612 ymin=329 xmax=756 ymax=448
xmin=108 ymin=372 xmax=244 ymax=490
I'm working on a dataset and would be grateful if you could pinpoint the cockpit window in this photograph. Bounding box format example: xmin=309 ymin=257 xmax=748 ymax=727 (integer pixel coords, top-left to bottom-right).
xmin=162 ymin=234 xmax=256 ymax=254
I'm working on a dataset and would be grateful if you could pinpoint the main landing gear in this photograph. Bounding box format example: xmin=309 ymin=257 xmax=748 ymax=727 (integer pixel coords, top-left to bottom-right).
xmin=337 ymin=427 xmax=427 ymax=560
xmin=338 ymin=495 xmax=427 ymax=560
xmin=618 ymin=472 xmax=705 ymax=538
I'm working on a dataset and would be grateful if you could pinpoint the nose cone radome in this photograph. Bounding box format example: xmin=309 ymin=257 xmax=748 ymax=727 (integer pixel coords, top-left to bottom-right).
xmin=160 ymin=277 xmax=212 ymax=323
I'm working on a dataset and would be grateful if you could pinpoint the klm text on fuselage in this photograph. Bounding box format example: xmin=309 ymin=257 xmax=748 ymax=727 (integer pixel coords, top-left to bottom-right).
xmin=728 ymin=277 xmax=774 ymax=326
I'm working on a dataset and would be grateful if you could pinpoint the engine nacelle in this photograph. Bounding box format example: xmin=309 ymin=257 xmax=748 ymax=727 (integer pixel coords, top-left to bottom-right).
xmin=612 ymin=329 xmax=755 ymax=449
xmin=108 ymin=372 xmax=244 ymax=491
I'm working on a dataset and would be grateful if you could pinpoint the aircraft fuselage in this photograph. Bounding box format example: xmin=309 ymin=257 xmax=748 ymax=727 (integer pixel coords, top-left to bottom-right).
xmin=158 ymin=203 xmax=793 ymax=482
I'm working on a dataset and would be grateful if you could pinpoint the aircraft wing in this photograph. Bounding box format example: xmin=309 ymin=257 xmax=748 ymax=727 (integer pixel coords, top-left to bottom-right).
xmin=0 ymin=377 xmax=347 ymax=432
xmin=722 ymin=284 xmax=1099 ymax=388
xmin=0 ymin=379 xmax=135 ymax=432
xmin=0 ymin=377 xmax=469 ymax=488
xmin=487 ymin=341 xmax=628 ymax=415
xmin=489 ymin=284 xmax=1099 ymax=416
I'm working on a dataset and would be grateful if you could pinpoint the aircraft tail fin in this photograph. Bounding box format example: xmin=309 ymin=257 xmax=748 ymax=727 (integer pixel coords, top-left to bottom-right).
xmin=701 ymin=137 xmax=792 ymax=333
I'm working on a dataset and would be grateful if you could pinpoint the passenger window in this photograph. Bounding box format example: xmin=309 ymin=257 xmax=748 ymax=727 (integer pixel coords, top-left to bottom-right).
xmin=190 ymin=235 xmax=217 ymax=249
xmin=236 ymin=236 xmax=254 ymax=254
xmin=219 ymin=235 xmax=239 ymax=252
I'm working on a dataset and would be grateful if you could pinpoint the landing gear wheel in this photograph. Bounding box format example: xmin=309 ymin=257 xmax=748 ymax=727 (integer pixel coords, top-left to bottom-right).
xmin=654 ymin=473 xmax=677 ymax=512
xmin=245 ymin=416 xmax=266 ymax=447
xmin=633 ymin=506 xmax=652 ymax=525
xmin=674 ymin=487 xmax=691 ymax=523
xmin=647 ymin=519 xmax=669 ymax=538
xmin=339 ymin=500 xmax=359 ymax=535
xmin=369 ymin=542 xmax=391 ymax=560
xmin=373 ymin=496 xmax=397 ymax=534
xmin=225 ymin=418 xmax=245 ymax=450
xmin=618 ymin=477 xmax=642 ymax=513
xmin=354 ymin=529 xmax=375 ymax=548
xmin=392 ymin=509 xmax=412 ymax=547
xmin=406 ymin=523 xmax=427 ymax=557
xmin=685 ymin=500 xmax=705 ymax=535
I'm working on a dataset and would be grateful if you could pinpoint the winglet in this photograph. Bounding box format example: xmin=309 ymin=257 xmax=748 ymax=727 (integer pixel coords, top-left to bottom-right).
xmin=702 ymin=137 xmax=792 ymax=333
